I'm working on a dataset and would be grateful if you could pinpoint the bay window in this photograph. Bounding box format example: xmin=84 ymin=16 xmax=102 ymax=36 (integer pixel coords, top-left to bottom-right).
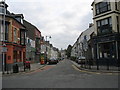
xmin=95 ymin=1 xmax=111 ymax=15
xmin=97 ymin=17 xmax=112 ymax=35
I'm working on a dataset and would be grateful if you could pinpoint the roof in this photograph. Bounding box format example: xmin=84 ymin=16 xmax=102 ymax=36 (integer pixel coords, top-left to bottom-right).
xmin=11 ymin=13 xmax=24 ymax=19
xmin=23 ymin=20 xmax=36 ymax=40
xmin=0 ymin=14 xmax=26 ymax=29
xmin=79 ymin=26 xmax=95 ymax=41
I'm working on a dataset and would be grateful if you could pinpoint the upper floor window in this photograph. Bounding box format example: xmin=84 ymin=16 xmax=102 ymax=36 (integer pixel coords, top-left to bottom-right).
xmin=95 ymin=1 xmax=111 ymax=15
xmin=116 ymin=16 xmax=119 ymax=32
xmin=5 ymin=23 xmax=9 ymax=41
xmin=97 ymin=17 xmax=112 ymax=35
xmin=20 ymin=29 xmax=26 ymax=45
xmin=0 ymin=22 xmax=9 ymax=41
xmin=115 ymin=2 xmax=119 ymax=11
xmin=15 ymin=17 xmax=23 ymax=24
xmin=14 ymin=28 xmax=17 ymax=43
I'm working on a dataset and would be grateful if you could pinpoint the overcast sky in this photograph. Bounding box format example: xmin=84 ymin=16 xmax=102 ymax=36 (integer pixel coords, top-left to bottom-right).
xmin=5 ymin=0 xmax=93 ymax=50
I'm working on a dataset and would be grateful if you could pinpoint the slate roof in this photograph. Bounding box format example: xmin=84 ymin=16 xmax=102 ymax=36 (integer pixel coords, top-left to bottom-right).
xmin=23 ymin=20 xmax=36 ymax=40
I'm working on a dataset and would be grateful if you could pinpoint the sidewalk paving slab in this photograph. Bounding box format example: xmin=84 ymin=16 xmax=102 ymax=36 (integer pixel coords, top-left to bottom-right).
xmin=2 ymin=63 xmax=46 ymax=77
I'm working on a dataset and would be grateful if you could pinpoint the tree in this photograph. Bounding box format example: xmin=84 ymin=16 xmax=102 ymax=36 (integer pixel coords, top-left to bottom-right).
xmin=66 ymin=45 xmax=72 ymax=59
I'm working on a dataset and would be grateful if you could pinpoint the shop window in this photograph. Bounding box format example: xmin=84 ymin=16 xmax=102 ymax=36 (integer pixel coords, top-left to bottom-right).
xmin=99 ymin=42 xmax=116 ymax=59
xmin=23 ymin=52 xmax=25 ymax=62
xmin=19 ymin=51 xmax=22 ymax=62
xmin=13 ymin=51 xmax=17 ymax=62
xmin=118 ymin=42 xmax=120 ymax=58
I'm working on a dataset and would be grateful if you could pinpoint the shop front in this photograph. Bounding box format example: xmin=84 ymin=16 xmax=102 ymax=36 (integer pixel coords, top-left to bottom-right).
xmin=5 ymin=43 xmax=26 ymax=72
xmin=93 ymin=33 xmax=120 ymax=66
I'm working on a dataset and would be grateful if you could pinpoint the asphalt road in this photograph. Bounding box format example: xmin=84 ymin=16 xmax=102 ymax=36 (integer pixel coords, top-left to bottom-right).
xmin=2 ymin=59 xmax=119 ymax=88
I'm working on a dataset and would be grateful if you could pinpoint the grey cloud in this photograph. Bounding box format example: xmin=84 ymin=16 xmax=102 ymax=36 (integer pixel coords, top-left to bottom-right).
xmin=79 ymin=11 xmax=93 ymax=30
xmin=6 ymin=0 xmax=93 ymax=49
xmin=50 ymin=32 xmax=79 ymax=49
xmin=62 ymin=12 xmax=76 ymax=19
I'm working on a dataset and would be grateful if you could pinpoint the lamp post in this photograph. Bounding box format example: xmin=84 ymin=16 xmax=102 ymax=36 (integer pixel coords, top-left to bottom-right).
xmin=2 ymin=0 xmax=6 ymax=74
xmin=45 ymin=36 xmax=51 ymax=64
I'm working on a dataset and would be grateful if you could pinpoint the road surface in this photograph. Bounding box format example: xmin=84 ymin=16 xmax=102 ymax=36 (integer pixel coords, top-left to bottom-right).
xmin=2 ymin=59 xmax=119 ymax=88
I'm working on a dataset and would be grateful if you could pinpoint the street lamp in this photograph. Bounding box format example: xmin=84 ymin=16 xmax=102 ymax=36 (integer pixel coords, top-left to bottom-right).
xmin=2 ymin=0 xmax=6 ymax=74
xmin=45 ymin=36 xmax=51 ymax=64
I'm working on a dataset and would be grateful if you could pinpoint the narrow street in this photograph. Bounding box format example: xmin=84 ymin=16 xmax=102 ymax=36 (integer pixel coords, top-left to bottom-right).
xmin=3 ymin=59 xmax=118 ymax=88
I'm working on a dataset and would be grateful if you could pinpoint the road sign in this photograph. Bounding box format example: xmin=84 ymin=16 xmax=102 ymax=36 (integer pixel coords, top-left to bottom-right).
xmin=2 ymin=47 xmax=7 ymax=52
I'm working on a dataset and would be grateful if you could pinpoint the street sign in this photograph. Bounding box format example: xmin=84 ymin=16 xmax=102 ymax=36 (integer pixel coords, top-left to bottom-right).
xmin=2 ymin=47 xmax=7 ymax=52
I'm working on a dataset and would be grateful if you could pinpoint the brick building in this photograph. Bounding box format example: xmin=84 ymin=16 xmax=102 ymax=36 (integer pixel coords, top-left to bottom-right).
xmin=0 ymin=1 xmax=26 ymax=72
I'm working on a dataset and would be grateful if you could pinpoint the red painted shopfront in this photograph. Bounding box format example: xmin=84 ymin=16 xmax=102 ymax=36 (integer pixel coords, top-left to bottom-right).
xmin=2 ymin=15 xmax=26 ymax=72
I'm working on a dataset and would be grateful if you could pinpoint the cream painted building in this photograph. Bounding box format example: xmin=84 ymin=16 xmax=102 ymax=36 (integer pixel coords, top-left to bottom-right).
xmin=50 ymin=47 xmax=59 ymax=59
xmin=71 ymin=25 xmax=94 ymax=60
xmin=91 ymin=0 xmax=120 ymax=66
xmin=71 ymin=42 xmax=77 ymax=58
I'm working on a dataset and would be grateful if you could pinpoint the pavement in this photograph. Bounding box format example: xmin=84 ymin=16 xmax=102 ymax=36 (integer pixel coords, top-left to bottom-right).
xmin=2 ymin=63 xmax=46 ymax=76
xmin=0 ymin=72 xmax=2 ymax=77
xmin=70 ymin=60 xmax=120 ymax=73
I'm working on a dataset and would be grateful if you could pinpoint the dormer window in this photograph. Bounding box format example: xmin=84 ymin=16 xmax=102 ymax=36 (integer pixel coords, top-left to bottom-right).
xmin=14 ymin=15 xmax=24 ymax=24
xmin=95 ymin=1 xmax=111 ymax=15
xmin=16 ymin=17 xmax=21 ymax=22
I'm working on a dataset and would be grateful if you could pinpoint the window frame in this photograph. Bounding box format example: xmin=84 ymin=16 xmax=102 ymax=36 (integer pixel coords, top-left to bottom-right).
xmin=95 ymin=1 xmax=111 ymax=15
xmin=13 ymin=28 xmax=17 ymax=43
xmin=116 ymin=16 xmax=119 ymax=33
xmin=97 ymin=17 xmax=112 ymax=35
xmin=0 ymin=7 xmax=4 ymax=14
xmin=5 ymin=22 xmax=9 ymax=41
xmin=20 ymin=29 xmax=25 ymax=45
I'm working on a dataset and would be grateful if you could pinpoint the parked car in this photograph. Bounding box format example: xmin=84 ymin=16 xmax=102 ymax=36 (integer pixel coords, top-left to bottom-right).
xmin=48 ymin=58 xmax=58 ymax=64
xmin=76 ymin=56 xmax=85 ymax=64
